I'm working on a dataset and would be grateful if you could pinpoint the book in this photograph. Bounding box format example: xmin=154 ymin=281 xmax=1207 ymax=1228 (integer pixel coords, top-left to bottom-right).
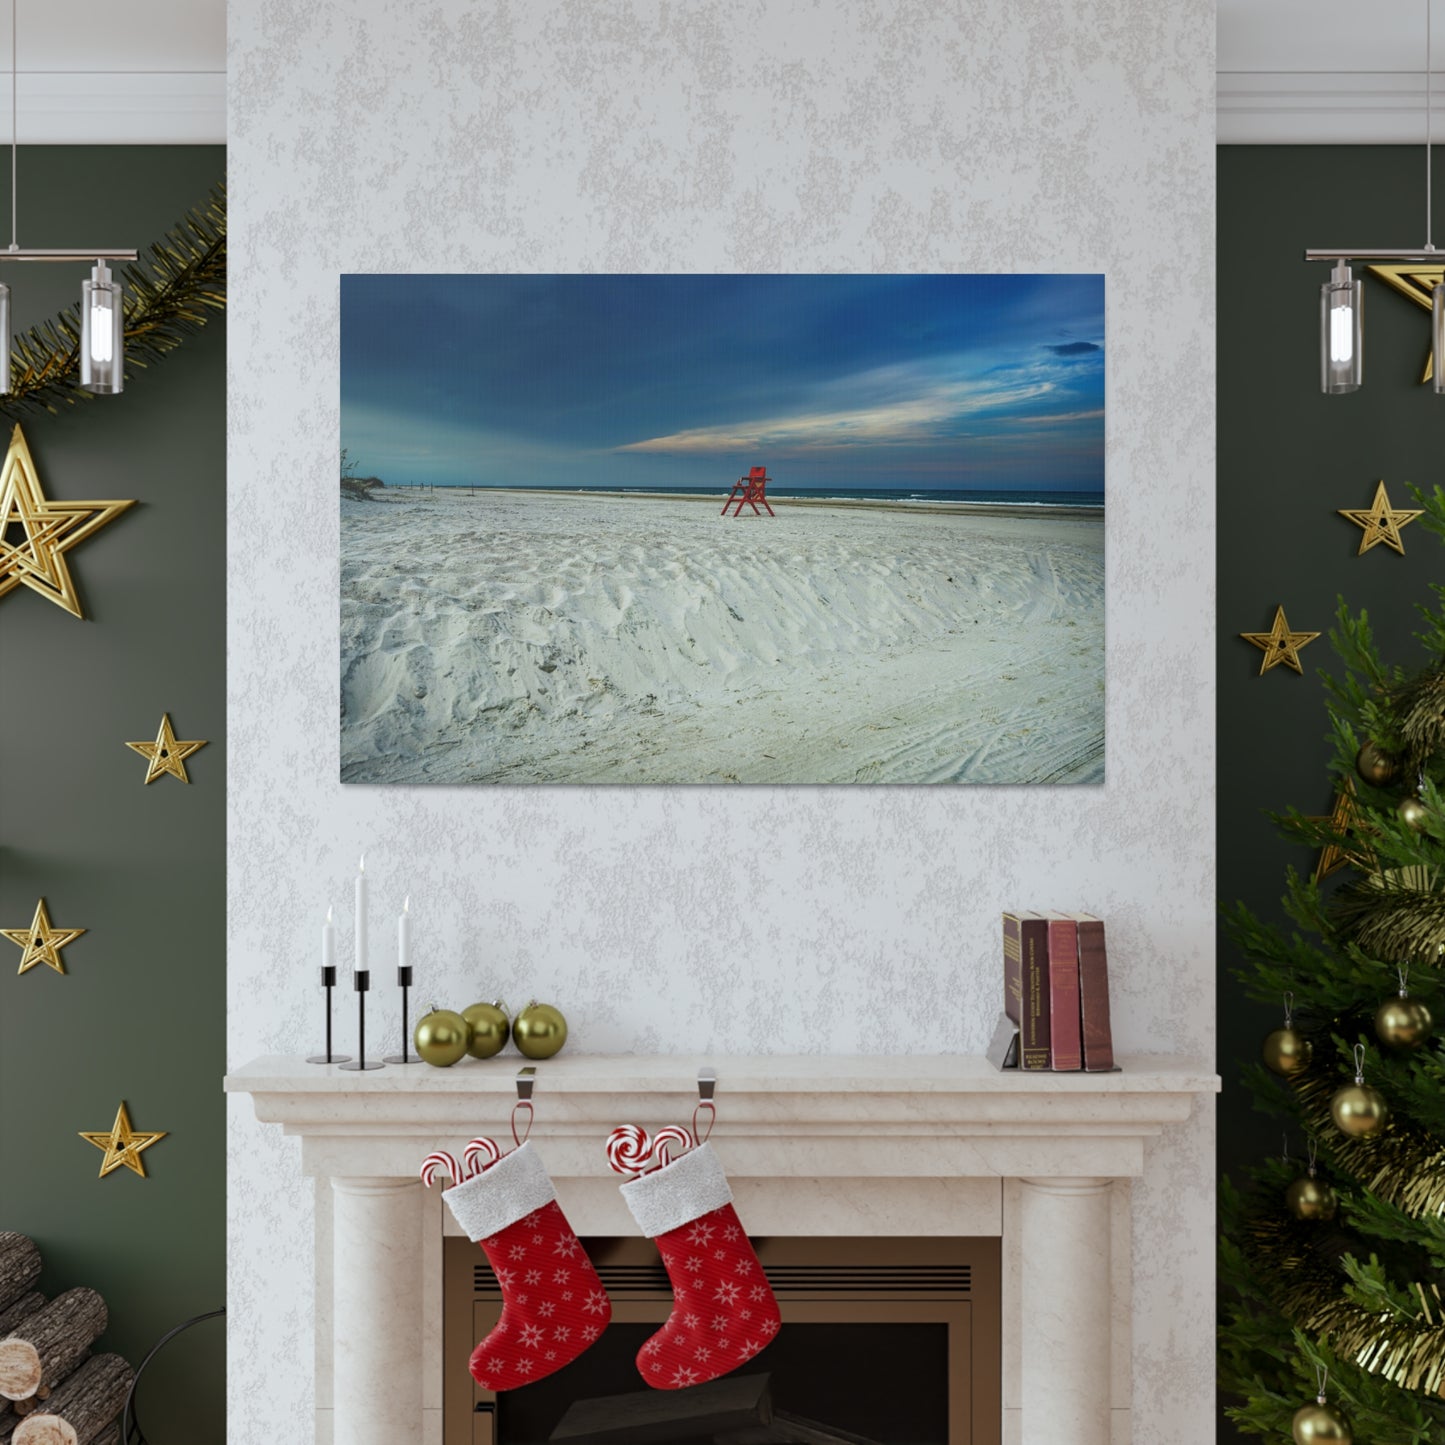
xmin=985 ymin=1011 xmax=1020 ymax=1070
xmin=1073 ymin=912 xmax=1115 ymax=1072
xmin=1002 ymin=911 xmax=1050 ymax=1070
xmin=1043 ymin=913 xmax=1083 ymax=1071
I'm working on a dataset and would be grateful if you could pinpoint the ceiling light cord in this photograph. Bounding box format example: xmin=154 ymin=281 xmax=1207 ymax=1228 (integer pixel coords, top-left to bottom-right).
xmin=10 ymin=0 xmax=16 ymax=252
xmin=1429 ymin=0 xmax=1435 ymax=252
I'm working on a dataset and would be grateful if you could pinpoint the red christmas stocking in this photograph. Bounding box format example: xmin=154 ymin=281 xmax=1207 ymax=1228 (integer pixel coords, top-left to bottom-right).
xmin=440 ymin=1141 xmax=612 ymax=1390
xmin=620 ymin=1142 xmax=780 ymax=1389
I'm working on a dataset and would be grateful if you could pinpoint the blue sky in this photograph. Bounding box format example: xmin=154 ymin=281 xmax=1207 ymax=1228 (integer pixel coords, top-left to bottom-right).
xmin=340 ymin=274 xmax=1104 ymax=493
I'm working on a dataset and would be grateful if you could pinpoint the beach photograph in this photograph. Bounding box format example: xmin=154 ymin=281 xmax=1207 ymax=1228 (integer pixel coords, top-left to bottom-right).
xmin=339 ymin=274 xmax=1105 ymax=785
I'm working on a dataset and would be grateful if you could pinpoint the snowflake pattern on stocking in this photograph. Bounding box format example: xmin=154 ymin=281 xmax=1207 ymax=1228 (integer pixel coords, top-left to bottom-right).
xmin=637 ymin=1201 xmax=780 ymax=1390
xmin=468 ymin=1199 xmax=612 ymax=1391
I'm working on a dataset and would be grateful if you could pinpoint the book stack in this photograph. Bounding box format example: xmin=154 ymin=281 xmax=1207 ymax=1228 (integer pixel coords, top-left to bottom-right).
xmin=991 ymin=911 xmax=1115 ymax=1072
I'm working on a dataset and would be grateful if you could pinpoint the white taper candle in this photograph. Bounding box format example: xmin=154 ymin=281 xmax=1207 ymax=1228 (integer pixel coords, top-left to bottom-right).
xmin=355 ymin=856 xmax=368 ymax=975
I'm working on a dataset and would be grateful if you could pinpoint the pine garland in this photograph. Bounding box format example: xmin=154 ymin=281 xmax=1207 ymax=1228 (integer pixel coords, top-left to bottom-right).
xmin=0 ymin=185 xmax=226 ymax=415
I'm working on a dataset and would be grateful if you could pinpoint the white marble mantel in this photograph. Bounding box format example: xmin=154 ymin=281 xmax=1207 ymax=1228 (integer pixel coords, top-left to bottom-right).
xmin=226 ymin=1054 xmax=1217 ymax=1445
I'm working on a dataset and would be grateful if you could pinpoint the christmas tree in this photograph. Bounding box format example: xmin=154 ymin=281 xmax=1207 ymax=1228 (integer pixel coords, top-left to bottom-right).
xmin=1219 ymin=486 xmax=1445 ymax=1442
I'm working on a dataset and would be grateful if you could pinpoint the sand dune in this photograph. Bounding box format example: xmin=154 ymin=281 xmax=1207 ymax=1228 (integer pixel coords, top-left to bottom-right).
xmin=340 ymin=489 xmax=1104 ymax=785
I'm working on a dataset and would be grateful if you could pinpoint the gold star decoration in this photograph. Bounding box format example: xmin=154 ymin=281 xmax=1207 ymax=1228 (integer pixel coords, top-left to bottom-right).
xmin=1367 ymin=264 xmax=1444 ymax=383
xmin=1311 ymin=777 xmax=1375 ymax=882
xmin=0 ymin=424 xmax=135 ymax=618
xmin=2 ymin=897 xmax=86 ymax=976
xmin=125 ymin=713 xmax=208 ymax=784
xmin=1337 ymin=480 xmax=1422 ymax=556
xmin=79 ymin=1101 xmax=167 ymax=1179
xmin=1239 ymin=605 xmax=1320 ymax=675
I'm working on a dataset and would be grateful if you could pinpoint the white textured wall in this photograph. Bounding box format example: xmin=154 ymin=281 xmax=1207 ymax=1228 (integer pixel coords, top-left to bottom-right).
xmin=226 ymin=1 xmax=1216 ymax=1438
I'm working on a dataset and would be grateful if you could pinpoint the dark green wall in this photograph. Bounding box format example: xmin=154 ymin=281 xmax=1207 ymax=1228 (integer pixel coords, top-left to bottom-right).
xmin=1218 ymin=146 xmax=1445 ymax=1435
xmin=0 ymin=147 xmax=225 ymax=1443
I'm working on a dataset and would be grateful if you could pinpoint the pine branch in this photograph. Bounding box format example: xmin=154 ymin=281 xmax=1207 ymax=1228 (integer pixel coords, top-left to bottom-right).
xmin=0 ymin=185 xmax=226 ymax=415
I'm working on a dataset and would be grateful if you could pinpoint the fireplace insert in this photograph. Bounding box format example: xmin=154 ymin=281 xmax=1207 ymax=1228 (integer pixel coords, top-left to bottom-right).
xmin=443 ymin=1235 xmax=1000 ymax=1444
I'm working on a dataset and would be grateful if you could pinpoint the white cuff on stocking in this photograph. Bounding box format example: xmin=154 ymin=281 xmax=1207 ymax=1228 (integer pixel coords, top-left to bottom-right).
xmin=620 ymin=1141 xmax=733 ymax=1238
xmin=441 ymin=1140 xmax=557 ymax=1242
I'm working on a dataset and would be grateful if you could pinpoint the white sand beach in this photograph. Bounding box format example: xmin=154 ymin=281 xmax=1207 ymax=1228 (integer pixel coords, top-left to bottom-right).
xmin=340 ymin=489 xmax=1104 ymax=785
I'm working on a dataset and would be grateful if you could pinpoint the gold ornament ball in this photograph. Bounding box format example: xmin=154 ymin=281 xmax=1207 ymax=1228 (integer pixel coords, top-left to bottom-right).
xmin=1263 ymin=1026 xmax=1313 ymax=1076
xmin=513 ymin=1001 xmax=568 ymax=1059
xmin=462 ymin=1000 xmax=511 ymax=1059
xmin=1354 ymin=740 xmax=1399 ymax=787
xmin=1285 ymin=1175 xmax=1338 ymax=1221
xmin=1292 ymin=1401 xmax=1352 ymax=1444
xmin=1375 ymin=995 xmax=1433 ymax=1049
xmin=414 ymin=1007 xmax=471 ymax=1067
xmin=1330 ymin=1082 xmax=1389 ymax=1138
xmin=1398 ymin=795 xmax=1431 ymax=833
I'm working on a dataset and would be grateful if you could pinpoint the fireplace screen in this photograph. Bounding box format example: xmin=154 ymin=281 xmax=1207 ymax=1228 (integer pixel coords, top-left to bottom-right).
xmin=443 ymin=1236 xmax=1000 ymax=1444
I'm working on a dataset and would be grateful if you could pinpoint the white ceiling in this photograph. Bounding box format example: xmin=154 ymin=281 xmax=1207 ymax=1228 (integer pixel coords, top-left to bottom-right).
xmin=4 ymin=0 xmax=224 ymax=143
xmin=1220 ymin=0 xmax=1445 ymax=143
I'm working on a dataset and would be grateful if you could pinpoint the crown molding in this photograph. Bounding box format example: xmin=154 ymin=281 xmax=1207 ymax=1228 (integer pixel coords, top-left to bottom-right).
xmin=0 ymin=73 xmax=225 ymax=144
xmin=1219 ymin=70 xmax=1442 ymax=144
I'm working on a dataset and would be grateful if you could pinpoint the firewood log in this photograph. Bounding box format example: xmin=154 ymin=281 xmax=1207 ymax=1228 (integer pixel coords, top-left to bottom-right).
xmin=0 ymin=1242 xmax=40 ymax=1317
xmin=0 ymin=1302 xmax=43 ymax=1343
xmin=550 ymin=1370 xmax=772 ymax=1443
xmin=10 ymin=1354 xmax=131 ymax=1445
xmin=0 ymin=1291 xmax=107 ymax=1401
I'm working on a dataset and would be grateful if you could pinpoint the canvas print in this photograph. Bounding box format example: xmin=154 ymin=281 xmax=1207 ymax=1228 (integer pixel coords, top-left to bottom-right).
xmin=340 ymin=274 xmax=1104 ymax=785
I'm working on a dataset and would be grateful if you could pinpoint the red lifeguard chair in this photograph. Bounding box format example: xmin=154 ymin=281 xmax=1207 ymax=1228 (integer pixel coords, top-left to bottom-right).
xmin=721 ymin=465 xmax=776 ymax=518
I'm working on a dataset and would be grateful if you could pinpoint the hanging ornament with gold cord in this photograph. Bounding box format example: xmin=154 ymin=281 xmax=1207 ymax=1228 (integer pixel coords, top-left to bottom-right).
xmin=1292 ymin=1365 xmax=1352 ymax=1444
xmin=1329 ymin=1044 xmax=1390 ymax=1139
xmin=1263 ymin=992 xmax=1313 ymax=1077
xmin=1374 ymin=962 xmax=1434 ymax=1049
xmin=1284 ymin=1136 xmax=1338 ymax=1222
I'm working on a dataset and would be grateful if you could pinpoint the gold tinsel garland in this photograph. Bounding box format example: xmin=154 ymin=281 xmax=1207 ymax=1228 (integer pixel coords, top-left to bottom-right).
xmin=1245 ymin=1206 xmax=1445 ymax=1397
xmin=1292 ymin=1068 xmax=1445 ymax=1220
xmin=0 ymin=186 xmax=226 ymax=415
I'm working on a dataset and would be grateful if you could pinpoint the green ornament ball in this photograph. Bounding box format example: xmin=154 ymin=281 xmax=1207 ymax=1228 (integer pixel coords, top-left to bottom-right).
xmin=462 ymin=1000 xmax=511 ymax=1059
xmin=414 ymin=1006 xmax=471 ymax=1067
xmin=513 ymin=1000 xmax=568 ymax=1059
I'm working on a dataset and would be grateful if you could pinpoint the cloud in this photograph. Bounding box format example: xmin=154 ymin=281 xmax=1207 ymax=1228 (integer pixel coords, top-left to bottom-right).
xmin=615 ymin=377 xmax=1061 ymax=455
xmin=1045 ymin=341 xmax=1101 ymax=356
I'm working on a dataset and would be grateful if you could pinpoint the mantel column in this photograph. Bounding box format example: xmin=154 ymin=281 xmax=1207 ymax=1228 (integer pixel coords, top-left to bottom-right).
xmin=1019 ymin=1177 xmax=1113 ymax=1445
xmin=332 ymin=1177 xmax=423 ymax=1445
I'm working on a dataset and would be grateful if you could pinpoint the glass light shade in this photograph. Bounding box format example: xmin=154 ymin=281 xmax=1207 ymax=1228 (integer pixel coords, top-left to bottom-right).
xmin=1320 ymin=261 xmax=1362 ymax=394
xmin=80 ymin=260 xmax=124 ymax=395
xmin=1434 ymin=282 xmax=1445 ymax=396
xmin=0 ymin=282 xmax=10 ymax=395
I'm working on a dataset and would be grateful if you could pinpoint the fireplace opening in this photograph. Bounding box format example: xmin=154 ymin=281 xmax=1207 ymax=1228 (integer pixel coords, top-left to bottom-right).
xmin=443 ymin=1236 xmax=1000 ymax=1444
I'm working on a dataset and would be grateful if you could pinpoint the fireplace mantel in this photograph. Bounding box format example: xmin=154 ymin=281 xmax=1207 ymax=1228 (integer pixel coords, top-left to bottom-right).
xmin=226 ymin=1054 xmax=1217 ymax=1445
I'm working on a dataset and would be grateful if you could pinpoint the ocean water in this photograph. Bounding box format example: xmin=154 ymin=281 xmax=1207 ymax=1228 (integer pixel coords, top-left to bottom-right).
xmin=419 ymin=483 xmax=1104 ymax=508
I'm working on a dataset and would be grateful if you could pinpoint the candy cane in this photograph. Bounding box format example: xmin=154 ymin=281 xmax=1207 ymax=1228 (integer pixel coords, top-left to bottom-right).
xmin=419 ymin=1150 xmax=462 ymax=1189
xmin=463 ymin=1136 xmax=503 ymax=1177
xmin=606 ymin=1124 xmax=652 ymax=1177
xmin=650 ymin=1125 xmax=693 ymax=1169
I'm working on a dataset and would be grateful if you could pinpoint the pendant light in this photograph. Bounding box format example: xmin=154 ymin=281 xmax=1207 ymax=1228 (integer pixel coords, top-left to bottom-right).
xmin=0 ymin=1 xmax=135 ymax=395
xmin=1306 ymin=0 xmax=1442 ymax=395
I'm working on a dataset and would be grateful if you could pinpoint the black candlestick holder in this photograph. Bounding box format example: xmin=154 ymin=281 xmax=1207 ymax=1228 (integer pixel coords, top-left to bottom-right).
xmin=306 ymin=966 xmax=353 ymax=1064
xmin=384 ymin=965 xmax=422 ymax=1063
xmin=338 ymin=971 xmax=385 ymax=1071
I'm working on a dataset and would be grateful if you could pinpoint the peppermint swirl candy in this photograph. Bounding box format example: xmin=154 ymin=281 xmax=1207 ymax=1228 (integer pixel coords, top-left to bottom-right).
xmin=606 ymin=1123 xmax=653 ymax=1177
